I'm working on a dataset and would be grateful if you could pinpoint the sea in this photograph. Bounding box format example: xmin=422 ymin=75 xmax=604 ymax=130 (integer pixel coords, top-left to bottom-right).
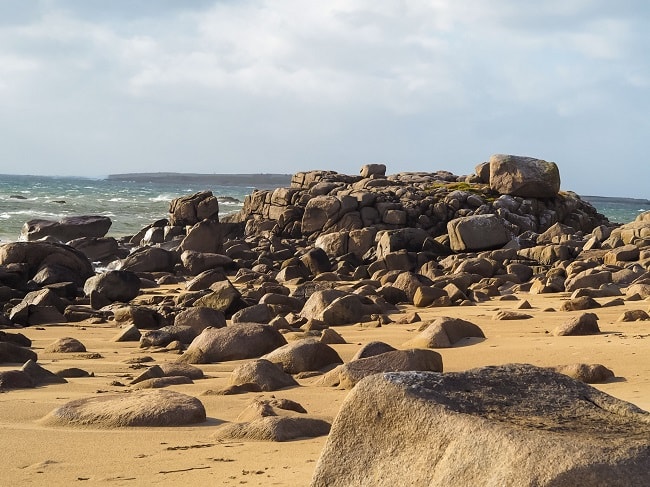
xmin=0 ymin=174 xmax=648 ymax=243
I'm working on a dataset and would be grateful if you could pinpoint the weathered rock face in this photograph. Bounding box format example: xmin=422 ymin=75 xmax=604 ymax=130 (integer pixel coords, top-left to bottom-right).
xmin=311 ymin=364 xmax=650 ymax=487
xmin=40 ymin=389 xmax=206 ymax=427
xmin=20 ymin=215 xmax=112 ymax=242
xmin=168 ymin=191 xmax=219 ymax=226
xmin=489 ymin=154 xmax=561 ymax=198
xmin=447 ymin=214 xmax=510 ymax=252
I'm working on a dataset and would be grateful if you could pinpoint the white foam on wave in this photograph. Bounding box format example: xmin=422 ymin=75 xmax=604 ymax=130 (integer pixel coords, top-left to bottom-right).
xmin=149 ymin=194 xmax=175 ymax=202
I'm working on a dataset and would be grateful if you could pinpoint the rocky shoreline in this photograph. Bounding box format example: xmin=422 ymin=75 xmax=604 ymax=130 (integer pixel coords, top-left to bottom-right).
xmin=2 ymin=155 xmax=650 ymax=485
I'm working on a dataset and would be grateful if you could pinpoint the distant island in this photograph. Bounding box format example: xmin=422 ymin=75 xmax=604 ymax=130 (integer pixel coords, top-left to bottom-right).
xmin=582 ymin=195 xmax=650 ymax=206
xmin=107 ymin=172 xmax=292 ymax=189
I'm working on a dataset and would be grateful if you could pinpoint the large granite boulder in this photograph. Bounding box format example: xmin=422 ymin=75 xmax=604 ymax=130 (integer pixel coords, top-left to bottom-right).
xmin=168 ymin=191 xmax=219 ymax=226
xmin=0 ymin=241 xmax=94 ymax=287
xmin=311 ymin=364 xmax=650 ymax=486
xmin=41 ymin=389 xmax=206 ymax=427
xmin=177 ymin=323 xmax=287 ymax=364
xmin=20 ymin=215 xmax=112 ymax=242
xmin=489 ymin=154 xmax=561 ymax=198
xmin=447 ymin=214 xmax=510 ymax=252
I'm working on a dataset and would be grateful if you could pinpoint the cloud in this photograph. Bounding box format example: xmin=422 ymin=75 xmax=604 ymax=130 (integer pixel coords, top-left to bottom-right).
xmin=0 ymin=1 xmax=647 ymax=198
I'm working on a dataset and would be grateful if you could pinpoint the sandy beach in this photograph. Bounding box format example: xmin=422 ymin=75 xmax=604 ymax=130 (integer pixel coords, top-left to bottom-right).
xmin=2 ymin=285 xmax=648 ymax=486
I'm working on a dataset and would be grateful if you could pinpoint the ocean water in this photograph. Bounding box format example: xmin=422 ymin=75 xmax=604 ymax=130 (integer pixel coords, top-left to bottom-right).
xmin=0 ymin=174 xmax=251 ymax=242
xmin=0 ymin=174 xmax=647 ymax=243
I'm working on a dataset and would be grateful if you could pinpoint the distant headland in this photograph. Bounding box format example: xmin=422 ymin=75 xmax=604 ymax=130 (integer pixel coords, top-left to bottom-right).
xmin=107 ymin=172 xmax=292 ymax=189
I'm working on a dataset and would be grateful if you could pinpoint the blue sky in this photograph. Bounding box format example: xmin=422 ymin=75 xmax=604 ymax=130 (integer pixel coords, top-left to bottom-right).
xmin=0 ymin=0 xmax=648 ymax=197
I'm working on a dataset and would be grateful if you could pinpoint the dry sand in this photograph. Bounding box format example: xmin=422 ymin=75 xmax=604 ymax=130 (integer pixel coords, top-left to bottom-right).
xmin=2 ymin=289 xmax=649 ymax=486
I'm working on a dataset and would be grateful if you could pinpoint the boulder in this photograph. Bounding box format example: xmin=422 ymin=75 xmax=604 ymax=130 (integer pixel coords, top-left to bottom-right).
xmin=177 ymin=323 xmax=287 ymax=364
xmin=403 ymin=316 xmax=485 ymax=348
xmin=447 ymin=215 xmax=510 ymax=252
xmin=0 ymin=241 xmax=94 ymax=287
xmin=311 ymin=364 xmax=650 ymax=487
xmin=120 ymin=247 xmax=178 ymax=273
xmin=113 ymin=305 xmax=162 ymax=329
xmin=214 ymin=416 xmax=331 ymax=442
xmin=83 ymin=270 xmax=141 ymax=308
xmin=131 ymin=376 xmax=193 ymax=389
xmin=331 ymin=349 xmax=443 ymax=389
xmin=173 ymin=307 xmax=226 ymax=333
xmin=180 ymin=250 xmax=234 ymax=275
xmin=21 ymin=359 xmax=67 ymax=385
xmin=168 ymin=191 xmax=219 ymax=226
xmin=44 ymin=337 xmax=86 ymax=353
xmin=180 ymin=220 xmax=243 ymax=254
xmin=193 ymin=280 xmax=242 ymax=313
xmin=551 ymin=363 xmax=615 ymax=383
xmin=41 ymin=389 xmax=206 ymax=427
xmin=184 ymin=268 xmax=228 ymax=291
xmin=0 ymin=342 xmax=37 ymax=364
xmin=553 ymin=312 xmax=600 ymax=336
xmin=213 ymin=398 xmax=330 ymax=442
xmin=159 ymin=363 xmax=204 ymax=380
xmin=350 ymin=341 xmax=397 ymax=361
xmin=360 ymin=164 xmax=386 ymax=178
xmin=300 ymin=247 xmax=332 ymax=275
xmin=0 ymin=330 xmax=31 ymax=347
xmin=21 ymin=215 xmax=112 ymax=242
xmin=228 ymin=358 xmax=298 ymax=391
xmin=489 ymin=154 xmax=561 ymax=198
xmin=67 ymin=237 xmax=122 ymax=262
xmin=0 ymin=370 xmax=35 ymax=389
xmin=231 ymin=303 xmax=272 ymax=324
xmin=262 ymin=338 xmax=343 ymax=374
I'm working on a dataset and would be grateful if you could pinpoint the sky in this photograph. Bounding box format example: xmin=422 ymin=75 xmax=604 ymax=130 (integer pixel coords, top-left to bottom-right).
xmin=0 ymin=1 xmax=648 ymax=198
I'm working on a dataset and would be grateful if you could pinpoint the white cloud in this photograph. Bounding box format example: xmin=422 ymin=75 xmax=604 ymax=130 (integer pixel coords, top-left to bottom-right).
xmin=0 ymin=1 xmax=647 ymax=197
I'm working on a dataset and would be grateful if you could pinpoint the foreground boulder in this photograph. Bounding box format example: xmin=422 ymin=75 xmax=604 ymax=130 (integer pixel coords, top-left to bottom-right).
xmin=311 ymin=364 xmax=650 ymax=487
xmin=40 ymin=389 xmax=206 ymax=427
xmin=177 ymin=323 xmax=287 ymax=364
